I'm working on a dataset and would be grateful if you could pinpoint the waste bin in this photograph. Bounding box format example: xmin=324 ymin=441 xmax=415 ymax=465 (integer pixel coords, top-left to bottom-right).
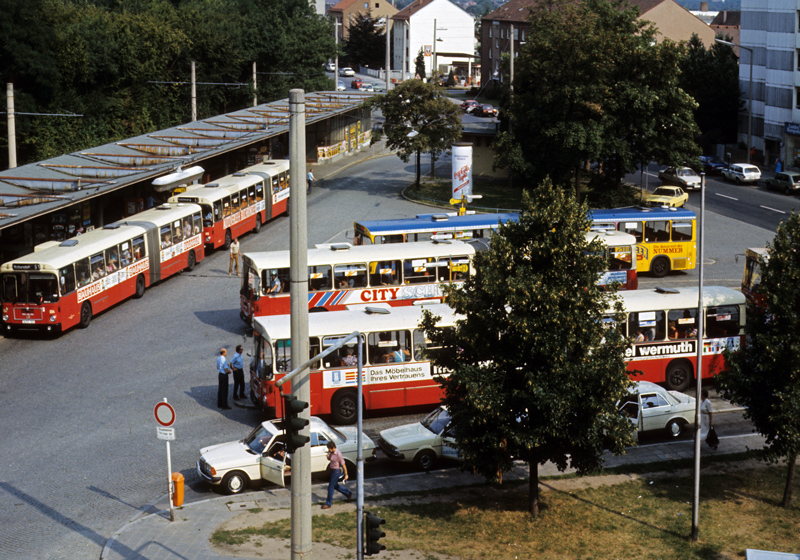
xmin=171 ymin=472 xmax=184 ymax=507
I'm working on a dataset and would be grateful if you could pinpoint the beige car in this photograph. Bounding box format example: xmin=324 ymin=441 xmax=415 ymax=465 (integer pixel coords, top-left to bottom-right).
xmin=643 ymin=186 xmax=688 ymax=208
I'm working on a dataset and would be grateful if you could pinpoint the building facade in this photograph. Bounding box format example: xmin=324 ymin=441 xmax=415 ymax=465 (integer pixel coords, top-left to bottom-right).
xmin=328 ymin=0 xmax=398 ymax=42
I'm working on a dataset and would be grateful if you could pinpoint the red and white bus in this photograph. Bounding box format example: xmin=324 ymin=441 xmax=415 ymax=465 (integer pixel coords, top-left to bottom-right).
xmin=239 ymin=240 xmax=475 ymax=325
xmin=170 ymin=159 xmax=290 ymax=249
xmin=249 ymin=302 xmax=457 ymax=424
xmin=1 ymin=203 xmax=204 ymax=334
xmin=611 ymin=286 xmax=745 ymax=391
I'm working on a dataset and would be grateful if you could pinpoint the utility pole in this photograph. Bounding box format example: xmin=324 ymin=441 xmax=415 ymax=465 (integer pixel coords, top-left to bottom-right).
xmin=385 ymin=17 xmax=391 ymax=91
xmin=509 ymin=24 xmax=514 ymax=92
xmin=402 ymin=21 xmax=407 ymax=82
xmin=191 ymin=61 xmax=197 ymax=122
xmin=252 ymin=62 xmax=258 ymax=107
xmin=7 ymin=83 xmax=16 ymax=169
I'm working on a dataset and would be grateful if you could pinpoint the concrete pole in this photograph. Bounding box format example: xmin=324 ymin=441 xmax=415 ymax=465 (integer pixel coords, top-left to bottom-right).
xmin=509 ymin=24 xmax=514 ymax=93
xmin=191 ymin=61 xmax=197 ymax=122
xmin=7 ymin=83 xmax=16 ymax=169
xmin=746 ymin=48 xmax=753 ymax=165
xmin=432 ymin=18 xmax=437 ymax=80
xmin=288 ymin=89 xmax=311 ymax=560
xmin=335 ymin=21 xmax=340 ymax=82
xmin=385 ymin=18 xmax=391 ymax=91
xmin=252 ymin=62 xmax=258 ymax=107
xmin=402 ymin=21 xmax=407 ymax=81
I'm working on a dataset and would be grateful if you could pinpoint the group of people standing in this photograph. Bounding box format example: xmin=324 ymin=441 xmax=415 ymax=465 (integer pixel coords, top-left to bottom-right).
xmin=216 ymin=345 xmax=246 ymax=409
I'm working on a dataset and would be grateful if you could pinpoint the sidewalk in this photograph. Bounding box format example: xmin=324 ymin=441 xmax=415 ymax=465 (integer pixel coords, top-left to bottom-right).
xmin=101 ymin=430 xmax=765 ymax=560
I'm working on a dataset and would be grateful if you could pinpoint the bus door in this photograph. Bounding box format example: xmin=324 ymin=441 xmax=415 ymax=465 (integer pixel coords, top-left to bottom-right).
xmin=123 ymin=221 xmax=160 ymax=283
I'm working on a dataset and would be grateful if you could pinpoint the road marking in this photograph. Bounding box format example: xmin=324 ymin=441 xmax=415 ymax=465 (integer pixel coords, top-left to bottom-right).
xmin=760 ymin=205 xmax=786 ymax=214
xmin=715 ymin=193 xmax=738 ymax=201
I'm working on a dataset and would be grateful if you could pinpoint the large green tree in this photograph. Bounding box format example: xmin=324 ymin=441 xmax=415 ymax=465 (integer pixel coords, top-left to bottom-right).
xmin=494 ymin=0 xmax=699 ymax=189
xmin=422 ymin=180 xmax=635 ymax=516
xmin=719 ymin=214 xmax=800 ymax=508
xmin=366 ymin=79 xmax=462 ymax=186
xmin=344 ymin=11 xmax=386 ymax=70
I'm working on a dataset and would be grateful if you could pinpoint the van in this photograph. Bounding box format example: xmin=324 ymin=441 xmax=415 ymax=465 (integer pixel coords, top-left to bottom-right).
xmin=722 ymin=163 xmax=761 ymax=184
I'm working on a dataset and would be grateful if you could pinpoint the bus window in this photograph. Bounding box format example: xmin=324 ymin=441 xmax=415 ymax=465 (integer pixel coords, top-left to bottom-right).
xmin=172 ymin=220 xmax=183 ymax=243
xmin=442 ymin=256 xmax=470 ymax=282
xmin=404 ymin=258 xmax=435 ymax=284
xmin=59 ymin=264 xmax=76 ymax=295
xmin=76 ymin=258 xmax=91 ymax=286
xmin=240 ymin=189 xmax=249 ymax=209
xmin=669 ymin=308 xmax=698 ymax=339
xmin=310 ymin=337 xmax=321 ymax=370
xmin=254 ymin=334 xmax=273 ymax=379
xmin=645 ymin=221 xmax=670 ymax=243
xmin=256 ymin=182 xmax=264 ymax=202
xmin=603 ymin=314 xmax=627 ymax=338
xmin=608 ymin=246 xmax=633 ymax=270
xmin=371 ymin=260 xmax=400 ymax=286
xmin=706 ymin=305 xmax=740 ymax=337
xmin=90 ymin=253 xmax=107 ymax=280
xmin=160 ymin=226 xmax=172 ymax=249
xmin=369 ymin=330 xmax=412 ymax=364
xmin=280 ymin=171 xmax=288 ymax=189
xmin=105 ymin=247 xmax=119 ymax=273
xmin=309 ymin=265 xmax=332 ymax=292
xmin=272 ymin=176 xmax=280 ymax=194
xmin=231 ymin=192 xmax=240 ymax=214
xmin=671 ymin=222 xmax=693 ymax=242
xmin=264 ymin=267 xmax=290 ymax=294
xmin=248 ymin=185 xmax=256 ymax=206
xmin=30 ymin=273 xmax=59 ymax=303
xmin=1 ymin=273 xmax=20 ymax=302
xmin=619 ymin=221 xmax=643 ymax=243
xmin=132 ymin=236 xmax=146 ymax=262
xmin=213 ymin=201 xmax=223 ymax=222
xmin=275 ymin=339 xmax=291 ymax=372
xmin=120 ymin=241 xmax=132 ymax=267
xmin=191 ymin=213 xmax=201 ymax=235
xmin=334 ymin=263 xmax=367 ymax=289
xmin=628 ymin=310 xmax=665 ymax=342
xmin=321 ymin=335 xmax=363 ymax=368
xmin=222 ymin=196 xmax=231 ymax=217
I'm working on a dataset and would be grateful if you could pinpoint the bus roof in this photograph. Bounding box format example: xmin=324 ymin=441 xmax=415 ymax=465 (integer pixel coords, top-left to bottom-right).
xmin=354 ymin=212 xmax=520 ymax=236
xmin=585 ymin=229 xmax=637 ymax=246
xmin=117 ymin=202 xmax=201 ymax=228
xmin=242 ymin=240 xmax=478 ymax=270
xmin=178 ymin=160 xmax=290 ymax=202
xmin=590 ymin=206 xmax=696 ymax=222
xmin=253 ymin=302 xmax=460 ymax=340
xmin=618 ymin=286 xmax=745 ymax=313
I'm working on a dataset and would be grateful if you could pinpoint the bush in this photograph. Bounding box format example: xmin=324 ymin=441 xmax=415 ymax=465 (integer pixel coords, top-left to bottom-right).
xmin=584 ymin=173 xmax=642 ymax=208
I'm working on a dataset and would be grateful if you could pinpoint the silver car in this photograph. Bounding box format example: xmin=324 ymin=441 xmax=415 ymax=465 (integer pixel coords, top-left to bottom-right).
xmin=658 ymin=166 xmax=701 ymax=190
xmin=377 ymin=406 xmax=459 ymax=470
xmin=618 ymin=381 xmax=696 ymax=438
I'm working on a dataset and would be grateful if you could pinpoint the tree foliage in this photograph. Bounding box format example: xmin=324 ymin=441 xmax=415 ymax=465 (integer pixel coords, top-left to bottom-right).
xmin=422 ymin=180 xmax=635 ymax=516
xmin=344 ymin=11 xmax=386 ymax=69
xmin=414 ymin=48 xmax=426 ymax=80
xmin=719 ymin=214 xmax=800 ymax=508
xmin=365 ymin=79 xmax=462 ymax=185
xmin=495 ymin=0 xmax=699 ymax=187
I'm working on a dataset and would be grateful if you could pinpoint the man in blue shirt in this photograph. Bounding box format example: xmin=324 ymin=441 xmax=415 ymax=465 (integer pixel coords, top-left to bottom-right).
xmin=217 ymin=348 xmax=232 ymax=410
xmin=231 ymin=344 xmax=245 ymax=401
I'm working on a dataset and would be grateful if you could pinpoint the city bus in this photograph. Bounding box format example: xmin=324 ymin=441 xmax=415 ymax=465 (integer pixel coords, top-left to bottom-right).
xmin=610 ymin=286 xmax=745 ymax=391
xmin=239 ymin=240 xmax=475 ymax=325
xmin=590 ymin=207 xmax=696 ymax=277
xmin=169 ymin=159 xmax=290 ymax=249
xmin=588 ymin=229 xmax=638 ymax=290
xmin=353 ymin=212 xmax=519 ymax=245
xmin=0 ymin=203 xmax=204 ymax=334
xmin=249 ymin=302 xmax=458 ymax=424
xmin=740 ymin=247 xmax=767 ymax=309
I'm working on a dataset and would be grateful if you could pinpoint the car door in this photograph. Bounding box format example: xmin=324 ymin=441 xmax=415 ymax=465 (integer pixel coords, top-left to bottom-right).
xmin=310 ymin=430 xmax=331 ymax=474
xmin=260 ymin=440 xmax=287 ymax=487
xmin=440 ymin=425 xmax=460 ymax=460
xmin=639 ymin=392 xmax=672 ymax=432
xmin=619 ymin=397 xmax=642 ymax=434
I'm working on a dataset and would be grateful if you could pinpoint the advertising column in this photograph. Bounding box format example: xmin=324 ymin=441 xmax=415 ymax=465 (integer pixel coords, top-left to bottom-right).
xmin=452 ymin=142 xmax=473 ymax=200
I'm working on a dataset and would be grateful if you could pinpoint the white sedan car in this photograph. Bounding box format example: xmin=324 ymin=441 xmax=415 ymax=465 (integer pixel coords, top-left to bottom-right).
xmin=198 ymin=416 xmax=377 ymax=494
xmin=338 ymin=67 xmax=355 ymax=77
xmin=377 ymin=406 xmax=459 ymax=470
xmin=618 ymin=381 xmax=696 ymax=438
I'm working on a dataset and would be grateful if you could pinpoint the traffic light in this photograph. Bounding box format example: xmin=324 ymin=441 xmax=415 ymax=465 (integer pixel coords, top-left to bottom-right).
xmin=364 ymin=511 xmax=386 ymax=556
xmin=283 ymin=394 xmax=309 ymax=453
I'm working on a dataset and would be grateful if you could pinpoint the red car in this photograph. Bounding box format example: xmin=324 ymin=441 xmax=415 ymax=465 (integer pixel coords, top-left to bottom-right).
xmin=460 ymin=99 xmax=480 ymax=113
xmin=351 ymin=78 xmax=363 ymax=89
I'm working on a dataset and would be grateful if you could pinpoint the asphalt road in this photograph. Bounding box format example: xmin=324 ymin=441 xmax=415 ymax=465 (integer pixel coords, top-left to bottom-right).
xmin=0 ymin=151 xmax=779 ymax=560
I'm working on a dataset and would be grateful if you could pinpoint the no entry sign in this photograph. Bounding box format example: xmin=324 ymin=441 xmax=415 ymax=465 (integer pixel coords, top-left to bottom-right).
xmin=154 ymin=401 xmax=176 ymax=427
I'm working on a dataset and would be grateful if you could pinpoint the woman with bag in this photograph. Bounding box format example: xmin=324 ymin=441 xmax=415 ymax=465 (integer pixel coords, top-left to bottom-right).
xmin=700 ymin=389 xmax=718 ymax=449
xmin=322 ymin=441 xmax=351 ymax=509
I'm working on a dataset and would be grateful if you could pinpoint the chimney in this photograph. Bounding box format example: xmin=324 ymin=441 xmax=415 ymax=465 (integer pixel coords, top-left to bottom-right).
xmin=700 ymin=1 xmax=708 ymax=11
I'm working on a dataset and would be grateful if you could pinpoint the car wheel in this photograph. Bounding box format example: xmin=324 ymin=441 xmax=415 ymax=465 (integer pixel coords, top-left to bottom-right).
xmin=186 ymin=250 xmax=196 ymax=272
xmin=78 ymin=301 xmax=92 ymax=329
xmin=666 ymin=419 xmax=684 ymax=438
xmin=134 ymin=274 xmax=146 ymax=299
xmin=414 ymin=450 xmax=436 ymax=471
xmin=650 ymin=257 xmax=670 ymax=278
xmin=222 ymin=471 xmax=249 ymax=495
xmin=736 ymin=177 xmax=742 ymax=185
xmin=786 ymin=186 xmax=792 ymax=196
xmin=331 ymin=390 xmax=357 ymax=425
xmin=665 ymin=361 xmax=692 ymax=392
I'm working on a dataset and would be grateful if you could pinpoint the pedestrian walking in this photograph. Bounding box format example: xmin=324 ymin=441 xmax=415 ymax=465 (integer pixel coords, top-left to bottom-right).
xmin=229 ymin=238 xmax=240 ymax=276
xmin=217 ymin=348 xmax=232 ymax=410
xmin=231 ymin=344 xmax=245 ymax=400
xmin=321 ymin=441 xmax=351 ymax=508
xmin=307 ymin=169 xmax=315 ymax=194
xmin=700 ymin=389 xmax=717 ymax=449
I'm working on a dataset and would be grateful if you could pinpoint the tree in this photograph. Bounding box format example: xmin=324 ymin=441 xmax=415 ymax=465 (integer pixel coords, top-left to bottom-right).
xmin=365 ymin=79 xmax=462 ymax=186
xmin=421 ymin=180 xmax=636 ymax=516
xmin=414 ymin=48 xmax=425 ymax=80
xmin=495 ymin=0 xmax=699 ymax=189
xmin=719 ymin=213 xmax=800 ymax=508
xmin=344 ymin=11 xmax=385 ymax=69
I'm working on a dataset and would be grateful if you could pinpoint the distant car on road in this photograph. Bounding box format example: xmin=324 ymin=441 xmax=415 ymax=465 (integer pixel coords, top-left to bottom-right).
xmin=643 ymin=186 xmax=688 ymax=208
xmin=460 ymin=99 xmax=480 ymax=113
xmin=358 ymin=83 xmax=374 ymax=92
xmin=764 ymin=171 xmax=800 ymax=194
xmin=371 ymin=82 xmax=383 ymax=92
xmin=722 ymin=163 xmax=761 ymax=184
xmin=658 ymin=166 xmax=701 ymax=190
xmin=619 ymin=381 xmax=695 ymax=438
xmin=336 ymin=80 xmax=346 ymax=91
xmin=325 ymin=62 xmax=336 ymax=72
xmin=351 ymin=78 xmax=363 ymax=89
xmin=377 ymin=406 xmax=459 ymax=470
xmin=698 ymin=155 xmax=727 ymax=175
xmin=474 ymin=104 xmax=498 ymax=118
xmin=339 ymin=67 xmax=355 ymax=77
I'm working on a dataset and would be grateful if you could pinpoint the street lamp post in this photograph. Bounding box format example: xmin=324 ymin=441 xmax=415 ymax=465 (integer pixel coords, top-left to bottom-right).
xmin=716 ymin=38 xmax=753 ymax=165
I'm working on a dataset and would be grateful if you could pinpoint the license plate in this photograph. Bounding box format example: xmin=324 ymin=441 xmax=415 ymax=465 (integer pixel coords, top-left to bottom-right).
xmin=21 ymin=320 xmax=36 ymax=324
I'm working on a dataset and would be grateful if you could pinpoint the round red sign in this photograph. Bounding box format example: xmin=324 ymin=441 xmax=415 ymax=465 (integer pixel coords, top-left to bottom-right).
xmin=154 ymin=401 xmax=176 ymax=427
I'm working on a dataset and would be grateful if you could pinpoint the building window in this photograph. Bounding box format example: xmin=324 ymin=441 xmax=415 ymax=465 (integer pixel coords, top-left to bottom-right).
xmin=489 ymin=27 xmax=492 ymax=38
xmin=796 ymin=87 xmax=800 ymax=109
xmin=797 ymin=49 xmax=800 ymax=71
xmin=375 ymin=2 xmax=379 ymax=6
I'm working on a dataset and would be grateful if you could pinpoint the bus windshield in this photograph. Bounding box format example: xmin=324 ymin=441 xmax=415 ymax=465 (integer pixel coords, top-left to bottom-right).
xmin=0 ymin=272 xmax=59 ymax=304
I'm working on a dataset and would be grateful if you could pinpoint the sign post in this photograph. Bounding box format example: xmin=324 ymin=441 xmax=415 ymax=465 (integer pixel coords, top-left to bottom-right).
xmin=154 ymin=399 xmax=176 ymax=521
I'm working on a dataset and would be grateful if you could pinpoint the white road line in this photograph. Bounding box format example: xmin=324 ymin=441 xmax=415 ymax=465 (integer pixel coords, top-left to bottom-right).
xmin=715 ymin=193 xmax=738 ymax=201
xmin=760 ymin=205 xmax=786 ymax=214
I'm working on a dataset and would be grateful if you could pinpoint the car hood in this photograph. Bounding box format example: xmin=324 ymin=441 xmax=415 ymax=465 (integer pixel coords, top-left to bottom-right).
xmin=199 ymin=440 xmax=258 ymax=470
xmin=336 ymin=427 xmax=378 ymax=453
xmin=380 ymin=423 xmax=439 ymax=450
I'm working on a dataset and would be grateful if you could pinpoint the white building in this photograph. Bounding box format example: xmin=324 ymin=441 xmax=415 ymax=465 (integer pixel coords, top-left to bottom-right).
xmin=739 ymin=0 xmax=798 ymax=166
xmin=391 ymin=0 xmax=476 ymax=81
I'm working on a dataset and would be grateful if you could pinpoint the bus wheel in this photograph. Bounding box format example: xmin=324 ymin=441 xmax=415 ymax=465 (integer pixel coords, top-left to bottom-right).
xmin=224 ymin=229 xmax=232 ymax=249
xmin=134 ymin=274 xmax=146 ymax=299
xmin=331 ymin=390 xmax=357 ymax=425
xmin=254 ymin=215 xmax=262 ymax=234
xmin=665 ymin=361 xmax=692 ymax=392
xmin=79 ymin=302 xmax=92 ymax=329
xmin=651 ymin=257 xmax=670 ymax=278
xmin=186 ymin=250 xmax=196 ymax=272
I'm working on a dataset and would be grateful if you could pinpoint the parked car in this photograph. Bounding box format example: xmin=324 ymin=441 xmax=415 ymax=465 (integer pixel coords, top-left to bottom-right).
xmin=339 ymin=67 xmax=355 ymax=77
xmin=658 ymin=166 xmax=701 ymax=190
xmin=325 ymin=62 xmax=336 ymax=72
xmin=460 ymin=99 xmax=480 ymax=113
xmin=336 ymin=80 xmax=346 ymax=91
xmin=197 ymin=416 xmax=377 ymax=494
xmin=474 ymin=104 xmax=498 ymax=118
xmin=618 ymin=381 xmax=696 ymax=438
xmin=722 ymin=163 xmax=761 ymax=184
xmin=358 ymin=83 xmax=374 ymax=92
xmin=643 ymin=186 xmax=689 ymax=208
xmin=377 ymin=406 xmax=459 ymax=470
xmin=698 ymin=155 xmax=727 ymax=175
xmin=763 ymin=171 xmax=800 ymax=194
xmin=351 ymin=78 xmax=363 ymax=89
xmin=372 ymin=82 xmax=384 ymax=92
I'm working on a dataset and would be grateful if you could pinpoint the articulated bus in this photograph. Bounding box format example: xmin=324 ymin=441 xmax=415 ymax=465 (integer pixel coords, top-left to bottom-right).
xmin=590 ymin=207 xmax=697 ymax=278
xmin=239 ymin=240 xmax=475 ymax=325
xmin=353 ymin=212 xmax=520 ymax=245
xmin=0 ymin=203 xmax=204 ymax=334
xmin=249 ymin=303 xmax=458 ymax=424
xmin=740 ymin=247 xmax=767 ymax=309
xmin=611 ymin=286 xmax=745 ymax=392
xmin=170 ymin=159 xmax=290 ymax=249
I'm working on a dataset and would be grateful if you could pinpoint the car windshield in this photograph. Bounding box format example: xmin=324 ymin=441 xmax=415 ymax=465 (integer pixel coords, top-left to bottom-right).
xmin=653 ymin=188 xmax=673 ymax=196
xmin=677 ymin=169 xmax=693 ymax=177
xmin=421 ymin=407 xmax=451 ymax=435
xmin=243 ymin=424 xmax=274 ymax=454
xmin=743 ymin=167 xmax=759 ymax=173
